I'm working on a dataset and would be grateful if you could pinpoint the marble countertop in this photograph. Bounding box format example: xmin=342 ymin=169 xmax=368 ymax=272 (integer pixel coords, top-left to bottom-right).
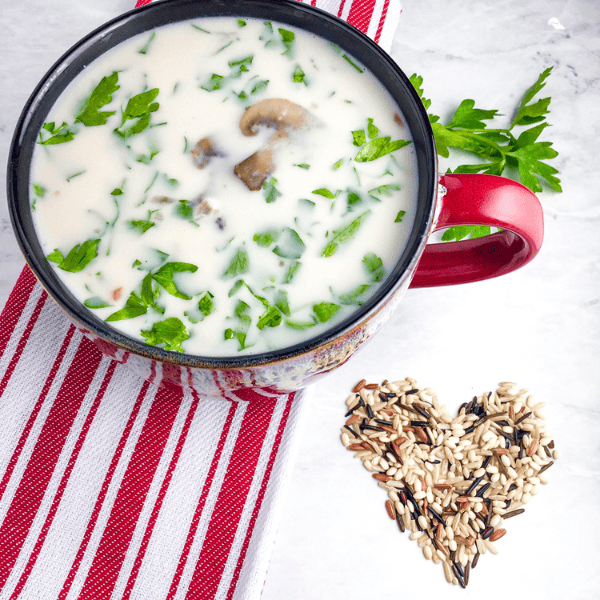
xmin=1 ymin=1 xmax=598 ymax=598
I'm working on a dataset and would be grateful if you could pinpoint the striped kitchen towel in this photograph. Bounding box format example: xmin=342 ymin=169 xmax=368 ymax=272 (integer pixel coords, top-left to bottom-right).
xmin=0 ymin=1 xmax=401 ymax=598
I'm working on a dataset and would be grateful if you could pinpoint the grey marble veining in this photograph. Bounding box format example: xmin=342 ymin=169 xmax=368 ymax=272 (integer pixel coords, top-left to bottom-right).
xmin=1 ymin=1 xmax=599 ymax=598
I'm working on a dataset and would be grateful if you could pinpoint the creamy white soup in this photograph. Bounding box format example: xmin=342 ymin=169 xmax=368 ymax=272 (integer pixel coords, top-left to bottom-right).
xmin=31 ymin=17 xmax=417 ymax=356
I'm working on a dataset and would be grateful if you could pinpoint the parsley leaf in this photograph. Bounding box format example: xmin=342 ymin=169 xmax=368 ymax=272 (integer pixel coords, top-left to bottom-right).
xmin=225 ymin=300 xmax=252 ymax=350
xmin=363 ymin=253 xmax=385 ymax=282
xmin=47 ymin=239 xmax=100 ymax=273
xmin=283 ymin=260 xmax=301 ymax=284
xmin=274 ymin=290 xmax=290 ymax=317
xmin=84 ymin=296 xmax=112 ymax=309
xmin=352 ymin=129 xmax=366 ymax=146
xmin=197 ymin=291 xmax=215 ymax=316
xmin=263 ymin=177 xmax=282 ymax=203
xmin=201 ymin=74 xmax=225 ymax=92
xmin=322 ymin=211 xmax=370 ymax=257
xmin=33 ymin=184 xmax=46 ymax=197
xmin=339 ymin=284 xmax=371 ymax=306
xmin=128 ymin=210 xmax=156 ymax=234
xmin=313 ymin=302 xmax=340 ymax=323
xmin=138 ymin=32 xmax=155 ymax=55
xmin=186 ymin=291 xmax=215 ymax=323
xmin=114 ymin=88 xmax=160 ymax=138
xmin=272 ymin=228 xmax=305 ymax=259
xmin=38 ymin=121 xmax=74 ymax=145
xmin=440 ymin=225 xmax=492 ymax=242
xmin=76 ymin=72 xmax=120 ymax=126
xmin=278 ymin=28 xmax=295 ymax=57
xmin=285 ymin=318 xmax=317 ymax=330
xmin=368 ymin=183 xmax=401 ymax=200
xmin=253 ymin=229 xmax=280 ymax=247
xmin=174 ymin=200 xmax=199 ymax=227
xmin=224 ymin=248 xmax=250 ymax=278
xmin=293 ymin=65 xmax=307 ymax=84
xmin=355 ymin=137 xmax=411 ymax=162
xmin=367 ymin=118 xmax=379 ymax=139
xmin=106 ymin=290 xmax=148 ymax=322
xmin=152 ymin=262 xmax=198 ymax=300
xmin=141 ymin=317 xmax=190 ymax=353
xmin=511 ymin=68 xmax=553 ymax=128
xmin=312 ymin=188 xmax=336 ymax=199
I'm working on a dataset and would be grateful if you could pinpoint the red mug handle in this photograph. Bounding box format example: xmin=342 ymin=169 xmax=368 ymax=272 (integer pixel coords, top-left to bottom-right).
xmin=410 ymin=173 xmax=544 ymax=288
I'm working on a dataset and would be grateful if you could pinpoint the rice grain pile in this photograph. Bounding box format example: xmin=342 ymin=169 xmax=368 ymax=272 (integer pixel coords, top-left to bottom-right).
xmin=340 ymin=378 xmax=558 ymax=588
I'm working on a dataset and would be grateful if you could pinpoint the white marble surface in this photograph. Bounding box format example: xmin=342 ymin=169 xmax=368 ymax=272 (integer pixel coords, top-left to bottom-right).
xmin=1 ymin=1 xmax=599 ymax=598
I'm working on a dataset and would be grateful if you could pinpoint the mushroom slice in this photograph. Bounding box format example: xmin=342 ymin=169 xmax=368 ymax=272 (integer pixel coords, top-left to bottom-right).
xmin=233 ymin=147 xmax=276 ymax=192
xmin=239 ymin=98 xmax=312 ymax=136
xmin=235 ymin=99 xmax=316 ymax=191
xmin=192 ymin=137 xmax=222 ymax=169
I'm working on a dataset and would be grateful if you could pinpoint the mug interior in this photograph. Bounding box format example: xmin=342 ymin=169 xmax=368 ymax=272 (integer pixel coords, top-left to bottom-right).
xmin=7 ymin=0 xmax=437 ymax=368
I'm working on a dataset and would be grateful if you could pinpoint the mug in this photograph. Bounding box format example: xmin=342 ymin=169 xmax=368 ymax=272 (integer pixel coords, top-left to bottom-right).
xmin=6 ymin=0 xmax=543 ymax=397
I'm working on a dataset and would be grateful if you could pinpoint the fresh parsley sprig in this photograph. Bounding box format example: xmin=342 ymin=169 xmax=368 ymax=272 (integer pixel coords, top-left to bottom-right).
xmin=409 ymin=68 xmax=561 ymax=241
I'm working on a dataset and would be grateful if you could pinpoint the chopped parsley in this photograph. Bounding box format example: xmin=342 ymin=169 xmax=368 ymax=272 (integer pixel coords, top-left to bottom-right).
xmin=292 ymin=65 xmax=307 ymax=84
xmin=141 ymin=317 xmax=190 ymax=353
xmin=174 ymin=200 xmax=199 ymax=227
xmin=46 ymin=239 xmax=100 ymax=273
xmin=321 ymin=211 xmax=371 ymax=257
xmin=114 ymin=88 xmax=160 ymax=138
xmin=152 ymin=262 xmax=198 ymax=300
xmin=313 ymin=301 xmax=340 ymax=323
xmin=272 ymin=228 xmax=305 ymax=259
xmin=283 ymin=261 xmax=301 ymax=284
xmin=84 ymin=296 xmax=112 ymax=309
xmin=263 ymin=177 xmax=282 ymax=203
xmin=38 ymin=122 xmax=74 ymax=145
xmin=138 ymin=32 xmax=156 ymax=55
xmin=224 ymin=248 xmax=250 ymax=278
xmin=76 ymin=71 xmax=120 ymax=127
xmin=253 ymin=229 xmax=280 ymax=247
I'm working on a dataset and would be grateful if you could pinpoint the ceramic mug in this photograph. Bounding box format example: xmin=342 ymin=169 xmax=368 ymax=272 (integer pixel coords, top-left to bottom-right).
xmin=7 ymin=0 xmax=543 ymax=397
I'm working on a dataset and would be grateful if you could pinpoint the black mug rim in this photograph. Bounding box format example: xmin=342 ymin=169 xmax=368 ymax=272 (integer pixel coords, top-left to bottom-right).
xmin=7 ymin=0 xmax=437 ymax=369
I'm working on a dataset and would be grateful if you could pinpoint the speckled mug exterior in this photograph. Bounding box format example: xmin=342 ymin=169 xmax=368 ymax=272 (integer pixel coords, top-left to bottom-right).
xmin=7 ymin=0 xmax=438 ymax=395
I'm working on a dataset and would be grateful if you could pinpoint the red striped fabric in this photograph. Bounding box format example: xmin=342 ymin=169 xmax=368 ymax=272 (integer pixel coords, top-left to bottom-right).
xmin=0 ymin=1 xmax=399 ymax=598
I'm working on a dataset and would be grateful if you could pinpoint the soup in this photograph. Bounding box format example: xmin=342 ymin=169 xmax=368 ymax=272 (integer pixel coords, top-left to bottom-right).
xmin=30 ymin=17 xmax=418 ymax=356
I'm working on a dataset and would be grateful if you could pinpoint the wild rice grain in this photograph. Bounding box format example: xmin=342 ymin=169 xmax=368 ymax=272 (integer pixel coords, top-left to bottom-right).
xmin=352 ymin=379 xmax=367 ymax=393
xmin=396 ymin=513 xmax=406 ymax=532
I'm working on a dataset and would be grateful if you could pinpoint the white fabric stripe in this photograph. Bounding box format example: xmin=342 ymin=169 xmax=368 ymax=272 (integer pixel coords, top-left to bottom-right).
xmin=340 ymin=0 xmax=353 ymax=23
xmin=314 ymin=0 xmax=342 ymax=15
xmin=109 ymin=386 xmax=195 ymax=600
xmin=378 ymin=3 xmax=400 ymax=53
xmin=0 ymin=301 xmax=72 ymax=481
xmin=64 ymin=380 xmax=159 ymax=600
xmin=232 ymin=390 xmax=311 ymax=600
xmin=16 ymin=362 xmax=151 ymax=600
xmin=127 ymin=398 xmax=238 ymax=600
xmin=173 ymin=401 xmax=248 ymax=600
xmin=0 ymin=282 xmax=43 ymax=383
xmin=0 ymin=327 xmax=83 ymax=529
xmin=214 ymin=397 xmax=288 ymax=599
xmin=2 ymin=356 xmax=112 ymax=599
xmin=366 ymin=0 xmax=385 ymax=40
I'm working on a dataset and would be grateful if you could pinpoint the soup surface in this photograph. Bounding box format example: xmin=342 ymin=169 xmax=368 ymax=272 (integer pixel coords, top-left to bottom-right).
xmin=31 ymin=17 xmax=417 ymax=356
